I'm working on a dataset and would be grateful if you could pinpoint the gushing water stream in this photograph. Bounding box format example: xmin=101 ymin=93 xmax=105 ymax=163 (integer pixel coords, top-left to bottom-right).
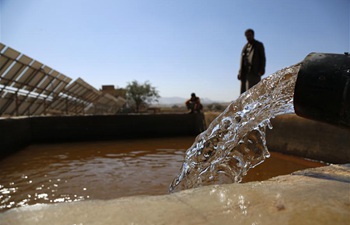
xmin=170 ymin=64 xmax=301 ymax=192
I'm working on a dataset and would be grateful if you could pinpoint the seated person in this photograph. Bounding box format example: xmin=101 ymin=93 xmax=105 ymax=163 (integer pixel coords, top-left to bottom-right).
xmin=185 ymin=93 xmax=203 ymax=113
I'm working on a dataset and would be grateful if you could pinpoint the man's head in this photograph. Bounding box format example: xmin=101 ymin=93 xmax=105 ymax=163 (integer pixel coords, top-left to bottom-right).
xmin=245 ymin=29 xmax=255 ymax=43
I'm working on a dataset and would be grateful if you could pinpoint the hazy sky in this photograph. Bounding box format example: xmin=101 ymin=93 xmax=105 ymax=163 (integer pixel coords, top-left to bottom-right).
xmin=1 ymin=0 xmax=349 ymax=102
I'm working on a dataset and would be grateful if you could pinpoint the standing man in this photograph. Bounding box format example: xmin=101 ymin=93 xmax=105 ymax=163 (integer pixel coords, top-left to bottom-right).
xmin=238 ymin=29 xmax=266 ymax=94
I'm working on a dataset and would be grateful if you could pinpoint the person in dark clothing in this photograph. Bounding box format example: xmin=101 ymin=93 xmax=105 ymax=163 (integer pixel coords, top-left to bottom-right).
xmin=185 ymin=93 xmax=203 ymax=113
xmin=238 ymin=29 xmax=266 ymax=94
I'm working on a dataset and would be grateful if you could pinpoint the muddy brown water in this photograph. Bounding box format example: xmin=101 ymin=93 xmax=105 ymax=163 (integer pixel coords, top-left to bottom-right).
xmin=0 ymin=136 xmax=325 ymax=212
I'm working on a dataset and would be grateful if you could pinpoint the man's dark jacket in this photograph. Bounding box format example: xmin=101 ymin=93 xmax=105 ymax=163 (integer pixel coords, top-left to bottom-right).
xmin=239 ymin=40 xmax=266 ymax=79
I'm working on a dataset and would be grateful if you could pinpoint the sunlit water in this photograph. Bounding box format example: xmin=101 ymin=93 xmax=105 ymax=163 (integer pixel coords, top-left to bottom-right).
xmin=170 ymin=64 xmax=302 ymax=192
xmin=0 ymin=135 xmax=324 ymax=212
xmin=0 ymin=137 xmax=193 ymax=212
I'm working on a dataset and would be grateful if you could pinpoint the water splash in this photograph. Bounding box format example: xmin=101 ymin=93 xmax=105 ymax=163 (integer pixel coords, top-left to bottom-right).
xmin=169 ymin=64 xmax=301 ymax=192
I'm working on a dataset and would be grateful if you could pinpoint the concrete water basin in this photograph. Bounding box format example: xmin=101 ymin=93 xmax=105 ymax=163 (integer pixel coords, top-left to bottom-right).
xmin=0 ymin=114 xmax=349 ymax=225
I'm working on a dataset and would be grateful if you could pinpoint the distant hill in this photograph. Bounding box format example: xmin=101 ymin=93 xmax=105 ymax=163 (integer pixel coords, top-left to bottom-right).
xmin=157 ymin=97 xmax=222 ymax=106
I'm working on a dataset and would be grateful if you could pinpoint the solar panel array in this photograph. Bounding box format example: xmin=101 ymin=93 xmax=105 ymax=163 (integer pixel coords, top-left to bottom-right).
xmin=0 ymin=43 xmax=125 ymax=117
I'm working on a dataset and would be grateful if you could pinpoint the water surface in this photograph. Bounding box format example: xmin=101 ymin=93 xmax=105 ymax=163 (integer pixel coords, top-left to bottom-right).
xmin=0 ymin=136 xmax=323 ymax=212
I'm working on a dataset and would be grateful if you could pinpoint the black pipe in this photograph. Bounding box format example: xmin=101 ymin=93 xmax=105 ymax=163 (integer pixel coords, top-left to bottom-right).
xmin=293 ymin=52 xmax=350 ymax=127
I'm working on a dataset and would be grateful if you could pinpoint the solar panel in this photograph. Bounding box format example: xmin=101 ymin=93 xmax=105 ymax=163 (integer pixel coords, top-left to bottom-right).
xmin=26 ymin=69 xmax=46 ymax=91
xmin=48 ymin=98 xmax=65 ymax=112
xmin=13 ymin=61 xmax=43 ymax=88
xmin=3 ymin=47 xmax=20 ymax=60
xmin=0 ymin=43 xmax=5 ymax=52
xmin=0 ymin=61 xmax=27 ymax=85
xmin=0 ymin=48 xmax=21 ymax=82
xmin=16 ymin=96 xmax=32 ymax=115
xmin=18 ymin=54 xmax=32 ymax=65
xmin=49 ymin=74 xmax=71 ymax=95
xmin=0 ymin=92 xmax=12 ymax=112
xmin=37 ymin=76 xmax=53 ymax=93
xmin=28 ymin=98 xmax=46 ymax=115
xmin=0 ymin=93 xmax=16 ymax=115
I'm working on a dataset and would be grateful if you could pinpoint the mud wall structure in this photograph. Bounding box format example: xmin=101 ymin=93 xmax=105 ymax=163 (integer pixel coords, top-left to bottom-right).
xmin=1 ymin=113 xmax=349 ymax=164
xmin=0 ymin=113 xmax=206 ymax=159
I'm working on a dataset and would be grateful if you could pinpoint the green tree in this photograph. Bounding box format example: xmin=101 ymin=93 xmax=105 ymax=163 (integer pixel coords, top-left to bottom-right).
xmin=125 ymin=80 xmax=160 ymax=113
